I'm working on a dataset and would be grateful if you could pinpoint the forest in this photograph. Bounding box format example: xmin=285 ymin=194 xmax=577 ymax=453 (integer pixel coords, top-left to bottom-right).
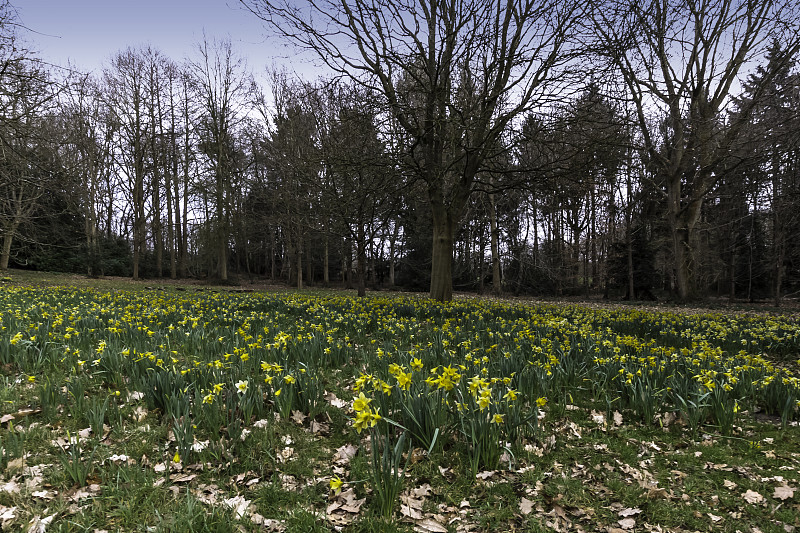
xmin=1 ymin=0 xmax=799 ymax=303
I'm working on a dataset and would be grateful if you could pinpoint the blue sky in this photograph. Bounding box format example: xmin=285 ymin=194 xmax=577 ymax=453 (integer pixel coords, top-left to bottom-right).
xmin=18 ymin=0 xmax=316 ymax=77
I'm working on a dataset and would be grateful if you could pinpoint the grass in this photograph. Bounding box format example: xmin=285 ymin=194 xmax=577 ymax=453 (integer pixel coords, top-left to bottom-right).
xmin=0 ymin=269 xmax=797 ymax=531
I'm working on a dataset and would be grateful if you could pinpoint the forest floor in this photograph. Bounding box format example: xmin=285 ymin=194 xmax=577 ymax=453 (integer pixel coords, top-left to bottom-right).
xmin=0 ymin=268 xmax=797 ymax=532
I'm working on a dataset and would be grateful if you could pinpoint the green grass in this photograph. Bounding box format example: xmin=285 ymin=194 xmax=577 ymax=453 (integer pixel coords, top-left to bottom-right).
xmin=0 ymin=269 xmax=797 ymax=531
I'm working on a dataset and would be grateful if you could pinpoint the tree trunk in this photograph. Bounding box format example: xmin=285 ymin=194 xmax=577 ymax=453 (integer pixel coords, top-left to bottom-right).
xmin=772 ymin=153 xmax=784 ymax=307
xmin=357 ymin=227 xmax=367 ymax=298
xmin=666 ymin=172 xmax=705 ymax=301
xmin=388 ymin=223 xmax=398 ymax=287
xmin=323 ymin=232 xmax=330 ymax=286
xmin=270 ymin=229 xmax=276 ymax=280
xmin=217 ymin=182 xmax=228 ymax=282
xmin=430 ymin=209 xmax=454 ymax=302
xmin=306 ymin=245 xmax=313 ymax=286
xmin=343 ymin=239 xmax=353 ymax=289
xmin=369 ymin=240 xmax=377 ymax=289
xmin=489 ymin=193 xmax=501 ymax=296
xmin=626 ymin=225 xmax=635 ymax=300
xmin=296 ymin=237 xmax=303 ymax=289
xmin=0 ymin=223 xmax=18 ymax=270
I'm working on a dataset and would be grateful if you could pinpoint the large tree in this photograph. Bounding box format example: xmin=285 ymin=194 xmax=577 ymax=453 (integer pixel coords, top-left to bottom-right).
xmin=104 ymin=48 xmax=151 ymax=280
xmin=58 ymin=73 xmax=117 ymax=277
xmin=0 ymin=1 xmax=59 ymax=270
xmin=188 ymin=37 xmax=255 ymax=282
xmin=593 ymin=0 xmax=800 ymax=300
xmin=316 ymin=82 xmax=396 ymax=297
xmin=240 ymin=0 xmax=582 ymax=300
xmin=732 ymin=42 xmax=800 ymax=305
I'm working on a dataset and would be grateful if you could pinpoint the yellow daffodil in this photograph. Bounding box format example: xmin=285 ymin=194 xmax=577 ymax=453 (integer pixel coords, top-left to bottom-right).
xmin=329 ymin=475 xmax=343 ymax=495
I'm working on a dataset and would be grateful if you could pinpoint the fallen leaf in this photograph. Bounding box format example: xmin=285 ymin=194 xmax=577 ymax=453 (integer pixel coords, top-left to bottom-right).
xmin=774 ymin=485 xmax=795 ymax=501
xmin=563 ymin=420 xmax=582 ymax=439
xmin=222 ymin=495 xmax=251 ymax=519
xmin=619 ymin=508 xmax=641 ymax=517
xmin=26 ymin=514 xmax=55 ymax=533
xmin=475 ymin=470 xmax=496 ymax=480
xmin=69 ymin=487 xmax=95 ymax=501
xmin=519 ymin=497 xmax=535 ymax=515
xmin=277 ymin=447 xmax=295 ymax=463
xmin=613 ymin=411 xmax=623 ymax=426
xmin=723 ymin=479 xmax=737 ymax=490
xmin=7 ymin=408 xmax=40 ymax=420
xmin=400 ymin=503 xmax=423 ymax=519
xmin=618 ymin=517 xmax=636 ymax=529
xmin=6 ymin=457 xmax=24 ymax=474
xmin=325 ymin=392 xmax=348 ymax=409
xmin=171 ymin=473 xmax=197 ymax=483
xmin=279 ymin=474 xmax=298 ymax=491
xmin=250 ymin=514 xmax=286 ymax=531
xmin=333 ymin=444 xmax=358 ymax=465
xmin=414 ymin=518 xmax=449 ymax=533
xmin=411 ymin=483 xmax=433 ymax=498
xmin=308 ymin=420 xmax=329 ymax=435
xmin=0 ymin=505 xmax=15 ymax=521
xmin=337 ymin=488 xmax=366 ymax=513
xmin=646 ymin=487 xmax=670 ymax=499
xmin=0 ymin=480 xmax=20 ymax=494
xmin=743 ymin=489 xmax=764 ymax=504
xmin=291 ymin=410 xmax=307 ymax=425
xmin=708 ymin=513 xmax=722 ymax=523
xmin=0 ymin=414 xmax=14 ymax=424
xmin=127 ymin=391 xmax=145 ymax=402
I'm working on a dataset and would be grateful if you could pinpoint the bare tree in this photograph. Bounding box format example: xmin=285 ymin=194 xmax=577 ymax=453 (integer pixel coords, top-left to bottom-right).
xmin=104 ymin=48 xmax=151 ymax=280
xmin=593 ymin=0 xmax=800 ymax=300
xmin=58 ymin=73 xmax=117 ymax=276
xmin=188 ymin=37 xmax=255 ymax=282
xmin=240 ymin=0 xmax=582 ymax=300
xmin=315 ymin=81 xmax=397 ymax=297
xmin=263 ymin=74 xmax=320 ymax=288
xmin=0 ymin=4 xmax=58 ymax=270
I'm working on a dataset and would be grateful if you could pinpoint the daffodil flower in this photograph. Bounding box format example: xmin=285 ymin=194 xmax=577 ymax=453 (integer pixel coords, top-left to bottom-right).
xmin=352 ymin=392 xmax=371 ymax=412
xmin=329 ymin=475 xmax=343 ymax=495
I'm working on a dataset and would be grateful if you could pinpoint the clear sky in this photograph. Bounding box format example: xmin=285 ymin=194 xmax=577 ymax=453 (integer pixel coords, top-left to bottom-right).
xmin=17 ymin=0 xmax=317 ymax=78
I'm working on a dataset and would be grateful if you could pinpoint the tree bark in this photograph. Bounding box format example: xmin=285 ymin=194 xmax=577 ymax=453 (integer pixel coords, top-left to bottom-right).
xmin=323 ymin=232 xmax=330 ymax=286
xmin=296 ymin=237 xmax=303 ymax=289
xmin=357 ymin=225 xmax=366 ymax=297
xmin=430 ymin=208 xmax=454 ymax=302
xmin=489 ymin=192 xmax=501 ymax=296
xmin=0 ymin=222 xmax=19 ymax=270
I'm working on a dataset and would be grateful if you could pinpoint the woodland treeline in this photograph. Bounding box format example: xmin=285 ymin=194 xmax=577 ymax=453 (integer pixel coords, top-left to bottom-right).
xmin=2 ymin=0 xmax=800 ymax=302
